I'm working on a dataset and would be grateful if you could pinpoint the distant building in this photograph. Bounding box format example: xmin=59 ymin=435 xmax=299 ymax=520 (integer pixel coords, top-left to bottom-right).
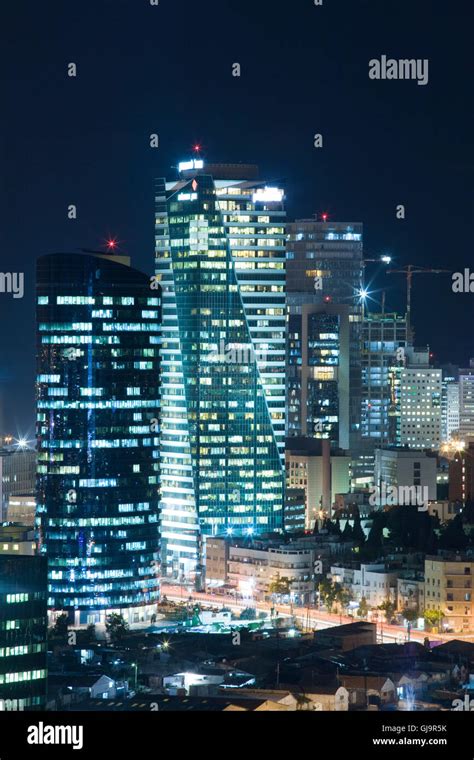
xmin=441 ymin=376 xmax=460 ymax=442
xmin=397 ymin=574 xmax=425 ymax=614
xmin=6 ymin=494 xmax=36 ymax=526
xmin=424 ymin=556 xmax=474 ymax=633
xmin=0 ymin=448 xmax=36 ymax=522
xmin=0 ymin=525 xmax=37 ymax=556
xmin=459 ymin=363 xmax=474 ymax=441
xmin=284 ymin=489 xmax=306 ymax=533
xmin=331 ymin=563 xmax=398 ymax=608
xmin=286 ymin=437 xmax=351 ymax=527
xmin=204 ymin=536 xmax=317 ymax=603
xmin=449 ymin=443 xmax=474 ymax=503
xmin=286 ymin=218 xmax=363 ymax=454
xmin=399 ymin=348 xmax=442 ymax=449
xmin=374 ymin=448 xmax=437 ymax=503
xmin=0 ymin=555 xmax=48 ymax=710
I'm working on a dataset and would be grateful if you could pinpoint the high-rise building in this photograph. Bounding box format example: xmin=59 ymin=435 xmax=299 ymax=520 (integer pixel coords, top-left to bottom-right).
xmin=360 ymin=312 xmax=407 ymax=447
xmin=441 ymin=375 xmax=460 ymax=443
xmin=36 ymin=252 xmax=161 ymax=625
xmin=155 ymin=161 xmax=286 ymax=580
xmin=449 ymin=442 xmax=474 ymax=503
xmin=0 ymin=555 xmax=48 ymax=710
xmin=459 ymin=362 xmax=474 ymax=441
xmin=399 ymin=348 xmax=442 ymax=449
xmin=286 ymin=218 xmax=363 ymax=455
xmin=287 ymin=303 xmax=350 ymax=447
xmin=0 ymin=447 xmax=36 ymax=522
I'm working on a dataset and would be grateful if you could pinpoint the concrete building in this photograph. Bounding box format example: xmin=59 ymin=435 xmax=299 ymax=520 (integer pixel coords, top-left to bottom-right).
xmin=424 ymin=555 xmax=474 ymax=633
xmin=330 ymin=563 xmax=398 ymax=608
xmin=205 ymin=536 xmax=316 ymax=602
xmin=397 ymin=574 xmax=425 ymax=614
xmin=0 ymin=525 xmax=37 ymax=556
xmin=6 ymin=494 xmax=36 ymax=525
xmin=0 ymin=447 xmax=36 ymax=522
xmin=374 ymin=448 xmax=437 ymax=503
xmin=399 ymin=349 xmax=442 ymax=449
xmin=284 ymin=488 xmax=306 ymax=533
xmin=286 ymin=437 xmax=351 ymax=527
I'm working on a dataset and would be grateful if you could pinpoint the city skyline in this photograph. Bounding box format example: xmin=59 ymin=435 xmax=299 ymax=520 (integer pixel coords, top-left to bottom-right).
xmin=0 ymin=0 xmax=472 ymax=434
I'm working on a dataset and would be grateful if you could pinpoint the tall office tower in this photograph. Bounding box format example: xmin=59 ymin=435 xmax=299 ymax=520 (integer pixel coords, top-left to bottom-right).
xmin=459 ymin=362 xmax=474 ymax=441
xmin=0 ymin=445 xmax=36 ymax=522
xmin=36 ymin=252 xmax=161 ymax=626
xmin=360 ymin=312 xmax=407 ymax=446
xmin=399 ymin=348 xmax=442 ymax=449
xmin=441 ymin=375 xmax=460 ymax=442
xmin=0 ymin=555 xmax=48 ymax=710
xmin=287 ymin=303 xmax=350 ymax=447
xmin=286 ymin=218 xmax=363 ymax=452
xmin=155 ymin=160 xmax=286 ymax=581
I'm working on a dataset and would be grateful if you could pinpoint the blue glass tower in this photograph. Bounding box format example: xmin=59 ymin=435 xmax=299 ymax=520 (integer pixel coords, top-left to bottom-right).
xmin=36 ymin=252 xmax=161 ymax=626
xmin=155 ymin=162 xmax=286 ymax=580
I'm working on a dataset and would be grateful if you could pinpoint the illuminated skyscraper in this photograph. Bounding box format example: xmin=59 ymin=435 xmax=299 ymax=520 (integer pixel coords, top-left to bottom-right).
xmin=286 ymin=218 xmax=363 ymax=451
xmin=36 ymin=252 xmax=161 ymax=625
xmin=155 ymin=160 xmax=286 ymax=580
xmin=0 ymin=555 xmax=48 ymax=710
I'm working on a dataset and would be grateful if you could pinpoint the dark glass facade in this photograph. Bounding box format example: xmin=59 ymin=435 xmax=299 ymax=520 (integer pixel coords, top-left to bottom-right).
xmin=0 ymin=555 xmax=47 ymax=710
xmin=36 ymin=253 xmax=161 ymax=625
xmin=155 ymin=167 xmax=285 ymax=578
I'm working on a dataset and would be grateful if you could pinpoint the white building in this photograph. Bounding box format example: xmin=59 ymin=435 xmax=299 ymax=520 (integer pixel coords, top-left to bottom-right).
xmin=398 ymin=348 xmax=442 ymax=449
xmin=331 ymin=563 xmax=398 ymax=608
xmin=442 ymin=379 xmax=460 ymax=442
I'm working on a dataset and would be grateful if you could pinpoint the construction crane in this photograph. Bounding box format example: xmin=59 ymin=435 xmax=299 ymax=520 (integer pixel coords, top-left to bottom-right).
xmin=386 ymin=264 xmax=451 ymax=342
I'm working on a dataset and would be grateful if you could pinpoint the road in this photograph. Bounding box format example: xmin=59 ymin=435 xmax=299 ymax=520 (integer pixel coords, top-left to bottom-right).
xmin=160 ymin=583 xmax=434 ymax=645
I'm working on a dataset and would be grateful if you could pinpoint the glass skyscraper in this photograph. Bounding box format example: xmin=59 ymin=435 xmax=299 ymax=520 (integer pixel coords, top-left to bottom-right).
xmin=155 ymin=161 xmax=286 ymax=580
xmin=0 ymin=555 xmax=47 ymax=710
xmin=36 ymin=252 xmax=161 ymax=626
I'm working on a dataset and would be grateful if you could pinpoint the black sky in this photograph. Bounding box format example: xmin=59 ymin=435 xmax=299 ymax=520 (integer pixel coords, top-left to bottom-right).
xmin=0 ymin=0 xmax=472 ymax=436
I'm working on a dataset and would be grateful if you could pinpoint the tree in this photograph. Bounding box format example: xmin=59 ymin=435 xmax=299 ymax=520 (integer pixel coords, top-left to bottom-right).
xmin=402 ymin=607 xmax=419 ymax=624
xmin=378 ymin=598 xmax=397 ymax=622
xmin=76 ymin=623 xmax=96 ymax=647
xmin=352 ymin=511 xmax=366 ymax=546
xmin=439 ymin=515 xmax=469 ymax=551
xmin=268 ymin=574 xmax=292 ymax=597
xmin=105 ymin=613 xmax=129 ymax=643
xmin=357 ymin=597 xmax=369 ymax=619
xmin=424 ymin=609 xmax=444 ymax=632
xmin=52 ymin=613 xmax=69 ymax=640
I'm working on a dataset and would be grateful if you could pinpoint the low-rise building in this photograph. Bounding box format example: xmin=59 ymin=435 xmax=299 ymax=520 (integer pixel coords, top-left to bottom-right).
xmin=331 ymin=563 xmax=398 ymax=608
xmin=424 ymin=555 xmax=474 ymax=633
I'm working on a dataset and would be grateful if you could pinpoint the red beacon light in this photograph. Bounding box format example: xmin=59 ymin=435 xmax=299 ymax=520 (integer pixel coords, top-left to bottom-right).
xmin=321 ymin=213 xmax=328 ymax=222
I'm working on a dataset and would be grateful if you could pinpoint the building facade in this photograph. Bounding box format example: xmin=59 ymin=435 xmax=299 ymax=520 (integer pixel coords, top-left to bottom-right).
xmin=0 ymin=555 xmax=48 ymax=710
xmin=424 ymin=556 xmax=474 ymax=633
xmin=36 ymin=252 xmax=161 ymax=625
xmin=286 ymin=218 xmax=363 ymax=453
xmin=399 ymin=349 xmax=442 ymax=449
xmin=155 ymin=161 xmax=286 ymax=580
xmin=459 ymin=364 xmax=474 ymax=441
xmin=0 ymin=448 xmax=36 ymax=522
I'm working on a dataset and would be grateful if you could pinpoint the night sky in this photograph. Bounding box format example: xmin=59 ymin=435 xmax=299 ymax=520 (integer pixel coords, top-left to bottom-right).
xmin=0 ymin=0 xmax=472 ymax=437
